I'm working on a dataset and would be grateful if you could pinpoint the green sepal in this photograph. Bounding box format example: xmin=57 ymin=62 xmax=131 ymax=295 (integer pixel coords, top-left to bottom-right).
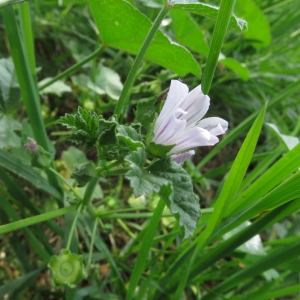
xmin=135 ymin=97 xmax=156 ymax=129
xmin=31 ymin=146 xmax=52 ymax=169
xmin=125 ymin=148 xmax=200 ymax=239
xmin=71 ymin=161 xmax=97 ymax=187
xmin=147 ymin=142 xmax=175 ymax=158
xmin=48 ymin=249 xmax=87 ymax=288
xmin=97 ymin=115 xmax=118 ymax=146
xmin=145 ymin=114 xmax=175 ymax=157
xmin=117 ymin=124 xmax=144 ymax=151
xmin=145 ymin=114 xmax=157 ymax=148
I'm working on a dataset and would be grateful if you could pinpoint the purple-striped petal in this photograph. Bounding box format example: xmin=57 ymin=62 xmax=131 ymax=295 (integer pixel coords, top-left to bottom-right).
xmin=171 ymin=150 xmax=195 ymax=164
xmin=197 ymin=117 xmax=228 ymax=135
xmin=168 ymin=127 xmax=218 ymax=155
xmin=154 ymin=80 xmax=188 ymax=133
xmin=178 ymin=85 xmax=210 ymax=129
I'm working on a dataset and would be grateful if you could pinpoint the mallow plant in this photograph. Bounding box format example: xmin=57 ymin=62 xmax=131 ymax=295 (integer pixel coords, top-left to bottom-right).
xmin=2 ymin=0 xmax=300 ymax=299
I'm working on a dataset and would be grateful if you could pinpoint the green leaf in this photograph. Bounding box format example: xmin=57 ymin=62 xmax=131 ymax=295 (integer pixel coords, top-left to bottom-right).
xmin=57 ymin=107 xmax=103 ymax=150
xmin=0 ymin=267 xmax=43 ymax=298
xmin=71 ymin=161 xmax=97 ymax=187
xmin=0 ymin=113 xmax=21 ymax=148
xmin=135 ymin=97 xmax=156 ymax=129
xmin=89 ymin=0 xmax=201 ymax=77
xmin=0 ymin=57 xmax=20 ymax=110
xmin=72 ymin=65 xmax=123 ymax=100
xmin=147 ymin=142 xmax=175 ymax=157
xmin=125 ymin=148 xmax=200 ymax=239
xmin=227 ymin=142 xmax=300 ymax=217
xmin=98 ymin=116 xmax=118 ymax=146
xmin=0 ymin=149 xmax=61 ymax=199
xmin=184 ymin=104 xmax=266 ymax=275
xmin=117 ymin=124 xmax=144 ymax=151
xmin=235 ymin=0 xmax=271 ymax=48
xmin=31 ymin=146 xmax=52 ymax=169
xmin=201 ymin=237 xmax=300 ymax=299
xmin=266 ymin=123 xmax=299 ymax=151
xmin=38 ymin=77 xmax=72 ymax=97
xmin=219 ymin=56 xmax=250 ymax=81
xmin=95 ymin=64 xmax=123 ymax=100
xmin=170 ymin=1 xmax=248 ymax=32
xmin=169 ymin=9 xmax=209 ymax=55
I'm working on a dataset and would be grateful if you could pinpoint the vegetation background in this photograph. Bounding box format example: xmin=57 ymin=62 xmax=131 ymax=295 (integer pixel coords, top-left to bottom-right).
xmin=0 ymin=0 xmax=300 ymax=299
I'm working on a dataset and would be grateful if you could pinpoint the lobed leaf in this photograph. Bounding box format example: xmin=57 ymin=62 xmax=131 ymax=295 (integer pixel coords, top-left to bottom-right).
xmin=57 ymin=107 xmax=118 ymax=150
xmin=117 ymin=124 xmax=144 ymax=151
xmin=125 ymin=148 xmax=200 ymax=239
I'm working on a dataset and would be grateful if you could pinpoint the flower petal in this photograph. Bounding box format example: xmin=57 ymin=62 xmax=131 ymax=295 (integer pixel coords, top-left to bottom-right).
xmin=168 ymin=127 xmax=219 ymax=155
xmin=171 ymin=150 xmax=195 ymax=164
xmin=154 ymin=80 xmax=188 ymax=133
xmin=197 ymin=117 xmax=228 ymax=135
xmin=178 ymin=85 xmax=210 ymax=128
xmin=152 ymin=112 xmax=186 ymax=146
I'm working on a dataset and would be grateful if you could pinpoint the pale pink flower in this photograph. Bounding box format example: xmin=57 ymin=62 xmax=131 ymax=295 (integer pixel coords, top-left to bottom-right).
xmin=152 ymin=80 xmax=228 ymax=163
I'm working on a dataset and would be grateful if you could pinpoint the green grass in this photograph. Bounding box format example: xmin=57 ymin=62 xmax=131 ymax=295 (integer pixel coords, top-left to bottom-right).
xmin=0 ymin=0 xmax=300 ymax=299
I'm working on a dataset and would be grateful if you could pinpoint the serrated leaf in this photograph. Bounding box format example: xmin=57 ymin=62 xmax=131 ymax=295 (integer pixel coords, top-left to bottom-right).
xmin=71 ymin=161 xmax=97 ymax=187
xmin=0 ymin=57 xmax=20 ymax=110
xmin=170 ymin=1 xmax=247 ymax=32
xmin=89 ymin=0 xmax=201 ymax=76
xmin=98 ymin=117 xmax=118 ymax=146
xmin=117 ymin=124 xmax=144 ymax=151
xmin=57 ymin=107 xmax=103 ymax=150
xmin=0 ymin=113 xmax=21 ymax=149
xmin=125 ymin=148 xmax=200 ymax=239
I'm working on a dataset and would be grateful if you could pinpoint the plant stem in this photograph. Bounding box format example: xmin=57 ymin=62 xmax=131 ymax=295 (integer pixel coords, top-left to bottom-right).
xmin=125 ymin=199 xmax=165 ymax=300
xmin=87 ymin=217 xmax=98 ymax=269
xmin=201 ymin=0 xmax=237 ymax=95
xmin=83 ymin=177 xmax=99 ymax=206
xmin=0 ymin=205 xmax=77 ymax=235
xmin=38 ymin=45 xmax=105 ymax=91
xmin=97 ymin=208 xmax=213 ymax=219
xmin=48 ymin=167 xmax=82 ymax=202
xmin=114 ymin=4 xmax=169 ymax=119
xmin=66 ymin=204 xmax=82 ymax=250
